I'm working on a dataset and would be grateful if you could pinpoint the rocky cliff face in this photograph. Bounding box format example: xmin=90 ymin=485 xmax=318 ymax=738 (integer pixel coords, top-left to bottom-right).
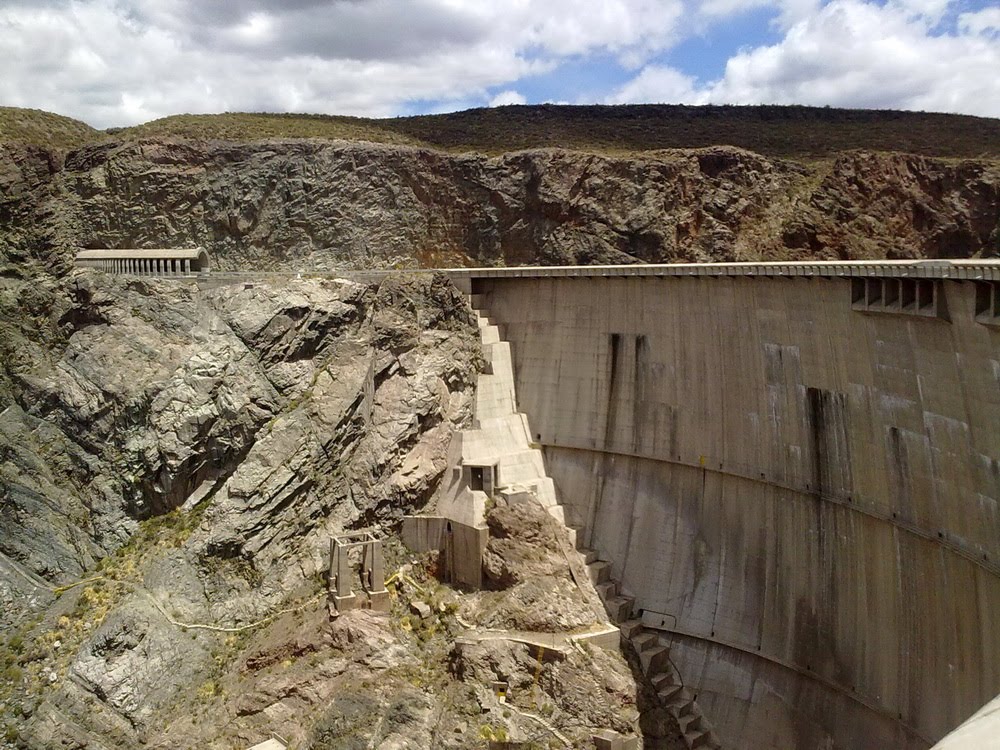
xmin=1 ymin=271 xmax=478 ymax=585
xmin=0 ymin=268 xmax=663 ymax=749
xmin=0 ymin=270 xmax=479 ymax=743
xmin=2 ymin=139 xmax=998 ymax=275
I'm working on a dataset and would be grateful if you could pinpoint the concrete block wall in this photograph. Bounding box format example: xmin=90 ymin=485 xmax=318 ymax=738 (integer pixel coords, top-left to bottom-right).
xmin=475 ymin=274 xmax=1000 ymax=749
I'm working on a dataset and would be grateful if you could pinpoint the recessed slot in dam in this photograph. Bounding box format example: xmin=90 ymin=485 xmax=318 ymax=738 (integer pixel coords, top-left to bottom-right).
xmin=976 ymin=282 xmax=991 ymax=316
xmin=918 ymin=279 xmax=934 ymax=310
xmin=866 ymin=278 xmax=882 ymax=306
xmin=852 ymin=278 xmax=866 ymax=305
xmin=902 ymin=278 xmax=917 ymax=309
xmin=884 ymin=278 xmax=900 ymax=307
xmin=975 ymin=281 xmax=1000 ymax=325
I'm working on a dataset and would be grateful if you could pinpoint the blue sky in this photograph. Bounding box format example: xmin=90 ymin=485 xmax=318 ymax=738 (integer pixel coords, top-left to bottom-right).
xmin=502 ymin=5 xmax=785 ymax=106
xmin=2 ymin=0 xmax=999 ymax=128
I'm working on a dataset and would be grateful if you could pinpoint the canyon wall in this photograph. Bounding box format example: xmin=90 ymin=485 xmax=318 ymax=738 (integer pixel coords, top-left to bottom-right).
xmin=2 ymin=140 xmax=999 ymax=279
xmin=473 ymin=267 xmax=1000 ymax=749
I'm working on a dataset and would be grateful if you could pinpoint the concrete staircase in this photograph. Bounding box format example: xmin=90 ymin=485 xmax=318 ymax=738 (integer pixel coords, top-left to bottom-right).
xmin=572 ymin=531 xmax=722 ymax=750
xmin=625 ymin=624 xmax=723 ymax=750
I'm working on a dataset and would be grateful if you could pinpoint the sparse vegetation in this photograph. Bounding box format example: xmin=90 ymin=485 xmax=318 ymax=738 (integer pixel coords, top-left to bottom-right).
xmin=382 ymin=103 xmax=1000 ymax=159
xmin=479 ymin=723 xmax=509 ymax=741
xmin=115 ymin=111 xmax=424 ymax=147
xmin=196 ymin=679 xmax=224 ymax=701
xmin=3 ymin=104 xmax=1000 ymax=159
xmin=121 ymin=504 xmax=205 ymax=552
xmin=0 ymin=106 xmax=103 ymax=150
xmin=107 ymin=105 xmax=1000 ymax=159
xmin=0 ymin=503 xmax=208 ymax=725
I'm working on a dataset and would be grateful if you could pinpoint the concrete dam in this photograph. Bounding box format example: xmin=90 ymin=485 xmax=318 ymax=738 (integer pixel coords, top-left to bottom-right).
xmin=451 ymin=261 xmax=1000 ymax=749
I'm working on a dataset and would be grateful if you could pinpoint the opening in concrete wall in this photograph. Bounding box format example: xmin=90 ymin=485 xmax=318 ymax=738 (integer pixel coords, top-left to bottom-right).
xmin=464 ymin=462 xmax=497 ymax=496
xmin=853 ymin=276 xmax=945 ymax=319
xmin=976 ymin=281 xmax=992 ymax=316
xmin=918 ymin=279 xmax=935 ymax=310
xmin=975 ymin=281 xmax=1000 ymax=326
xmin=191 ymin=248 xmax=210 ymax=272
xmin=884 ymin=278 xmax=900 ymax=306
xmin=902 ymin=278 xmax=917 ymax=309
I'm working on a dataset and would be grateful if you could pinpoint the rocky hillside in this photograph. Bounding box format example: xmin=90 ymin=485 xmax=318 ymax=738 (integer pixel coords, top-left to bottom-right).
xmin=0 ymin=109 xmax=100 ymax=152
xmin=2 ymin=136 xmax=998 ymax=274
xmin=0 ymin=268 xmax=678 ymax=748
xmin=0 ymin=271 xmax=479 ymax=585
xmin=0 ymin=270 xmax=478 ymax=743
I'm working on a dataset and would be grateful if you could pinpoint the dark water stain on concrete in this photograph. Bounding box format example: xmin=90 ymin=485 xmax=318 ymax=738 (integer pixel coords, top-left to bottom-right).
xmin=805 ymin=386 xmax=854 ymax=499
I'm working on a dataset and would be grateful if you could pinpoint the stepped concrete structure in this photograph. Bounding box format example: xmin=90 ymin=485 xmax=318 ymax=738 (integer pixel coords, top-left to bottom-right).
xmin=446 ymin=260 xmax=1000 ymax=750
xmin=75 ymin=247 xmax=210 ymax=275
xmin=402 ymin=304 xmax=563 ymax=588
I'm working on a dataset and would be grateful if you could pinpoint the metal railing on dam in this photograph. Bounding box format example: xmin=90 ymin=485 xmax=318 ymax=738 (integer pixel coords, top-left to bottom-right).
xmin=469 ymin=264 xmax=1000 ymax=750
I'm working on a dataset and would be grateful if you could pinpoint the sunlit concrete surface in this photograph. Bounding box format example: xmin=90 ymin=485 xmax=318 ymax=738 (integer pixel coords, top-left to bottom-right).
xmin=75 ymin=247 xmax=210 ymax=274
xmin=931 ymin=692 xmax=1000 ymax=749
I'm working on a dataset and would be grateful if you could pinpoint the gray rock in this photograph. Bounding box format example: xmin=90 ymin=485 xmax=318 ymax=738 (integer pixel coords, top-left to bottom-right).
xmin=409 ymin=600 xmax=432 ymax=620
xmin=1 ymin=272 xmax=483 ymax=748
xmin=5 ymin=138 xmax=997 ymax=276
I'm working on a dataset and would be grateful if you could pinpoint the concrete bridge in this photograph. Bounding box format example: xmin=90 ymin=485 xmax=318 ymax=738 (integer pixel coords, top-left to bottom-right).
xmin=452 ymin=260 xmax=999 ymax=750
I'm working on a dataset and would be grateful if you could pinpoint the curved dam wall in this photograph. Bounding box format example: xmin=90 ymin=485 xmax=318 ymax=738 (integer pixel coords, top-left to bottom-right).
xmin=468 ymin=265 xmax=1000 ymax=749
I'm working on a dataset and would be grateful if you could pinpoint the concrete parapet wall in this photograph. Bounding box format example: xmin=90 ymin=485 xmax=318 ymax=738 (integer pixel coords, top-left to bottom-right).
xmin=474 ymin=273 xmax=1000 ymax=748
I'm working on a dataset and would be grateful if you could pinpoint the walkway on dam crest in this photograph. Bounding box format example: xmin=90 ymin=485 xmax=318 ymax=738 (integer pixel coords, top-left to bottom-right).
xmin=77 ymin=256 xmax=1000 ymax=282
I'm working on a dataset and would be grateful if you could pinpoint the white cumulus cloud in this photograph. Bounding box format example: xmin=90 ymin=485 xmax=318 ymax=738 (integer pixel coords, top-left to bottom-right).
xmin=489 ymin=89 xmax=528 ymax=106
xmin=959 ymin=7 xmax=1000 ymax=36
xmin=607 ymin=65 xmax=702 ymax=104
xmin=612 ymin=0 xmax=1000 ymax=117
xmin=0 ymin=0 xmax=685 ymax=127
xmin=1 ymin=0 xmax=998 ymax=127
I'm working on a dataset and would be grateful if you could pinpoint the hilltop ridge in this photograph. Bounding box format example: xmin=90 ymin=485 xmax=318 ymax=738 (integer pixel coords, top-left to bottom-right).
xmin=3 ymin=103 xmax=1000 ymax=159
xmin=0 ymin=107 xmax=100 ymax=151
